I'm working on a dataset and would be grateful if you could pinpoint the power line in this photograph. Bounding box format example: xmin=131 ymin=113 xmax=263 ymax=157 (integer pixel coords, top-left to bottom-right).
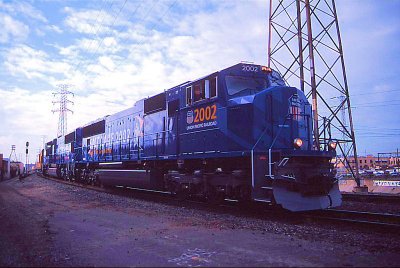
xmin=330 ymin=88 xmax=400 ymax=99
xmin=77 ymin=0 xmax=129 ymax=77
xmin=332 ymin=102 xmax=400 ymax=109
xmin=353 ymin=103 xmax=400 ymax=108
xmin=76 ymin=0 xmax=177 ymax=87
xmin=69 ymin=0 xmax=177 ymax=89
xmin=73 ymin=0 xmax=116 ymax=73
xmin=82 ymin=0 xmax=162 ymax=78
xmin=353 ymin=99 xmax=400 ymax=105
xmin=351 ymin=88 xmax=400 ymax=97
xmin=106 ymin=0 xmax=177 ymax=74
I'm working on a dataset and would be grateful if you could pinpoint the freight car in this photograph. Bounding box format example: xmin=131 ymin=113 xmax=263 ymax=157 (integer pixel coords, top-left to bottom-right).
xmin=42 ymin=63 xmax=341 ymax=211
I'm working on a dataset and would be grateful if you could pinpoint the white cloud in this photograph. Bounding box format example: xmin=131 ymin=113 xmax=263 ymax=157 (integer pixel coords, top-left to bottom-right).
xmin=63 ymin=6 xmax=126 ymax=35
xmin=4 ymin=45 xmax=71 ymax=80
xmin=40 ymin=0 xmax=269 ymax=101
xmin=0 ymin=13 xmax=29 ymax=43
xmin=55 ymin=36 xmax=121 ymax=62
xmin=46 ymin=24 xmax=63 ymax=34
xmin=103 ymin=36 xmax=117 ymax=47
xmin=98 ymin=56 xmax=116 ymax=71
xmin=0 ymin=1 xmax=47 ymax=23
xmin=0 ymin=87 xmax=55 ymax=162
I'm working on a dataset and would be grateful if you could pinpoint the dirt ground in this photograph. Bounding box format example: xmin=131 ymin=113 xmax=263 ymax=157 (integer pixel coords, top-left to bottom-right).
xmin=1 ymin=174 xmax=400 ymax=267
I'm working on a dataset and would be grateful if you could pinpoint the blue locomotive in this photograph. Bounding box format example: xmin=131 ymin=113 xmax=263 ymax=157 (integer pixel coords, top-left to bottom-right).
xmin=42 ymin=63 xmax=341 ymax=211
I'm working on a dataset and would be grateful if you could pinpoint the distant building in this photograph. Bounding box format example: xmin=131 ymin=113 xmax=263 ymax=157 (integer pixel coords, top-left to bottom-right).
xmin=1 ymin=155 xmax=24 ymax=180
xmin=336 ymin=153 xmax=399 ymax=172
xmin=389 ymin=156 xmax=399 ymax=166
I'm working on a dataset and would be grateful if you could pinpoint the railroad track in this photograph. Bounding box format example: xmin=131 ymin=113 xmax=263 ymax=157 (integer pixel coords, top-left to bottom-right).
xmin=304 ymin=209 xmax=400 ymax=230
xmin=342 ymin=192 xmax=400 ymax=203
xmin=35 ymin=172 xmax=400 ymax=230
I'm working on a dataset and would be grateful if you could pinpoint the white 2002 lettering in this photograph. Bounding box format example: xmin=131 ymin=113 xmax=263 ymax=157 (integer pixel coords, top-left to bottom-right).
xmin=242 ymin=65 xmax=258 ymax=72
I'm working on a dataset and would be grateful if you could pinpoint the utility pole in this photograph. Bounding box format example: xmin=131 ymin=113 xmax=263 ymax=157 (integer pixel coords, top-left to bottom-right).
xmin=52 ymin=84 xmax=74 ymax=138
xmin=267 ymin=0 xmax=361 ymax=187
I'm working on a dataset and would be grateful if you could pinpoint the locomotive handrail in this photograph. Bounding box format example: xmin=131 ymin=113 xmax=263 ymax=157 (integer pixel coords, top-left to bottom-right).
xmin=267 ymin=115 xmax=291 ymax=179
xmin=71 ymin=129 xmax=171 ymax=163
xmin=251 ymin=126 xmax=271 ymax=151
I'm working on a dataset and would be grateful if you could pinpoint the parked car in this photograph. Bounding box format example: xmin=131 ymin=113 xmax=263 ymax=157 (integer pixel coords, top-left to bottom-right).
xmin=373 ymin=170 xmax=384 ymax=176
xmin=390 ymin=171 xmax=399 ymax=177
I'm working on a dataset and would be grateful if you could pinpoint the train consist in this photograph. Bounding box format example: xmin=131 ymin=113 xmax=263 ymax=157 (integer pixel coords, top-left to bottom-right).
xmin=40 ymin=63 xmax=341 ymax=211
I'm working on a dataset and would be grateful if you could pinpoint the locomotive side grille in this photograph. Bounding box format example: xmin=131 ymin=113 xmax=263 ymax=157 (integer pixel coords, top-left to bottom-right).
xmin=144 ymin=92 xmax=166 ymax=115
xmin=227 ymin=104 xmax=253 ymax=140
xmin=65 ymin=131 xmax=75 ymax=144
xmin=82 ymin=120 xmax=106 ymax=138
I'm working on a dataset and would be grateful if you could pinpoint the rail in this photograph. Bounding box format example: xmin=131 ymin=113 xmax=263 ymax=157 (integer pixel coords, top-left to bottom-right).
xmin=342 ymin=192 xmax=400 ymax=203
xmin=304 ymin=209 xmax=400 ymax=229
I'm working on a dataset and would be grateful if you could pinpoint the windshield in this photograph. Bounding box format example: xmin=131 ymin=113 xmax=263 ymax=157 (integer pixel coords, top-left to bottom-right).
xmin=225 ymin=75 xmax=268 ymax=97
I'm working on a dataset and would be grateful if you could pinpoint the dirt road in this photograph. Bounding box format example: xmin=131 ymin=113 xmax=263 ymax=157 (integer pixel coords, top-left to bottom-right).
xmin=1 ymin=174 xmax=399 ymax=266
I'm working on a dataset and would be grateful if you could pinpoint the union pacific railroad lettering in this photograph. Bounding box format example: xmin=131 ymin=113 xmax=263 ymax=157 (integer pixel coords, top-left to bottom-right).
xmin=186 ymin=104 xmax=217 ymax=130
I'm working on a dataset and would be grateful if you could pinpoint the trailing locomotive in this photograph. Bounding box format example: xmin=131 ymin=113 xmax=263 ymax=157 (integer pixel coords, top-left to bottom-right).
xmin=42 ymin=63 xmax=341 ymax=211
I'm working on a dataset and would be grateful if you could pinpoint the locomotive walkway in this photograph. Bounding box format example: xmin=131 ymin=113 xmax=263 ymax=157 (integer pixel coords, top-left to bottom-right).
xmin=1 ymin=174 xmax=399 ymax=266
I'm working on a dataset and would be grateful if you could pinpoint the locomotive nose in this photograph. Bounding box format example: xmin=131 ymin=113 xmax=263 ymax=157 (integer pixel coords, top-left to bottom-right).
xmin=250 ymin=86 xmax=311 ymax=150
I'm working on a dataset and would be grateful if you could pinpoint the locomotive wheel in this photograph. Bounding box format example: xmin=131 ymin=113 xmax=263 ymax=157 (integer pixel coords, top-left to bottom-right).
xmin=94 ymin=175 xmax=101 ymax=187
xmin=170 ymin=183 xmax=188 ymax=201
xmin=206 ymin=187 xmax=224 ymax=206
xmin=62 ymin=170 xmax=68 ymax=181
xmin=98 ymin=178 xmax=109 ymax=189
xmin=90 ymin=175 xmax=96 ymax=186
xmin=75 ymin=169 xmax=81 ymax=182
xmin=175 ymin=190 xmax=189 ymax=201
xmin=237 ymin=185 xmax=252 ymax=207
xmin=207 ymin=193 xmax=224 ymax=206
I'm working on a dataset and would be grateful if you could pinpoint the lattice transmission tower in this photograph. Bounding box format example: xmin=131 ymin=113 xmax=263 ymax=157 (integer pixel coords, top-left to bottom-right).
xmin=52 ymin=84 xmax=74 ymax=138
xmin=9 ymin=145 xmax=18 ymax=162
xmin=267 ymin=0 xmax=360 ymax=185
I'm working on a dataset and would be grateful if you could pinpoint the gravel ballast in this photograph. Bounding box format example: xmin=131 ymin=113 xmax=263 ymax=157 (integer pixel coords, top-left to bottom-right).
xmin=0 ymin=174 xmax=399 ymax=267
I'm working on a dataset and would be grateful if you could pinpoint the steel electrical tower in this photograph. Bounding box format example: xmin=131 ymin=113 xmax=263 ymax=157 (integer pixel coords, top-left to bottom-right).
xmin=267 ymin=0 xmax=360 ymax=185
xmin=52 ymin=84 xmax=74 ymax=138
xmin=9 ymin=145 xmax=18 ymax=162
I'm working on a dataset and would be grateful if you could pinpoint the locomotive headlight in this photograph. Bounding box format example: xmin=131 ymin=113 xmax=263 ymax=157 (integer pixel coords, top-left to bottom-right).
xmin=328 ymin=140 xmax=337 ymax=151
xmin=293 ymin=138 xmax=303 ymax=149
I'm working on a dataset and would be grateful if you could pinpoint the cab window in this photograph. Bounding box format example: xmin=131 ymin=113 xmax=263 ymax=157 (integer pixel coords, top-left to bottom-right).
xmin=203 ymin=76 xmax=217 ymax=99
xmin=193 ymin=81 xmax=205 ymax=102
xmin=186 ymin=76 xmax=217 ymax=106
xmin=225 ymin=75 xmax=268 ymax=97
xmin=186 ymin=86 xmax=192 ymax=106
xmin=209 ymin=76 xmax=217 ymax=98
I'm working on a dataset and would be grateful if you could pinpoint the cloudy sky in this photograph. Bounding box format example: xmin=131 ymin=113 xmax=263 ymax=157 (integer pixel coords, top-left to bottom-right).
xmin=0 ymin=0 xmax=399 ymax=163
